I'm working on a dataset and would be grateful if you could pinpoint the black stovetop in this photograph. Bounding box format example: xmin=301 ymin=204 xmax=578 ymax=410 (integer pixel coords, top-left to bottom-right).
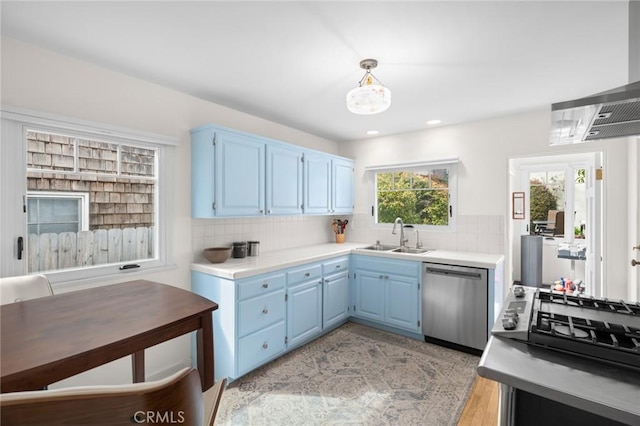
xmin=529 ymin=289 xmax=640 ymax=371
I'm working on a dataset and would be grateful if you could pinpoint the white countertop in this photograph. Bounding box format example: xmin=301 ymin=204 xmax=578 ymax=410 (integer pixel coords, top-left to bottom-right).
xmin=191 ymin=242 xmax=504 ymax=280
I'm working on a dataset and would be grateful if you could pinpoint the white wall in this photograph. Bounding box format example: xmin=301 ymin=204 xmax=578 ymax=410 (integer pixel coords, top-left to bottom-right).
xmin=0 ymin=36 xmax=340 ymax=387
xmin=338 ymin=110 xmax=634 ymax=300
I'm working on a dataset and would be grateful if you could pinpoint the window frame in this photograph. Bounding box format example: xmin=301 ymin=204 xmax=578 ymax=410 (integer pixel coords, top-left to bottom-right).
xmin=521 ymin=161 xmax=586 ymax=245
xmin=1 ymin=106 xmax=176 ymax=289
xmin=367 ymin=160 xmax=458 ymax=232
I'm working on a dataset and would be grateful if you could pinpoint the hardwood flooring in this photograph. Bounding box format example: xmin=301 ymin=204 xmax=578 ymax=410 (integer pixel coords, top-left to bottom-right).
xmin=457 ymin=376 xmax=500 ymax=426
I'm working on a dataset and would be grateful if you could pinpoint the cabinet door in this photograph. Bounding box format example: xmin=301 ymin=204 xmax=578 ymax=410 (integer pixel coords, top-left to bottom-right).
xmin=385 ymin=274 xmax=420 ymax=332
xmin=323 ymin=271 xmax=349 ymax=329
xmin=332 ymin=158 xmax=354 ymax=214
xmin=266 ymin=144 xmax=303 ymax=215
xmin=190 ymin=127 xmax=216 ymax=218
xmin=215 ymin=131 xmax=265 ymax=216
xmin=353 ymin=270 xmax=385 ymax=322
xmin=303 ymin=153 xmax=331 ymax=214
xmin=287 ymin=280 xmax=322 ymax=348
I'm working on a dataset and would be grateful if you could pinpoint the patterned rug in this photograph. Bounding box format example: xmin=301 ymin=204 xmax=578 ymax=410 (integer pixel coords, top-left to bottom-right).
xmin=216 ymin=322 xmax=479 ymax=425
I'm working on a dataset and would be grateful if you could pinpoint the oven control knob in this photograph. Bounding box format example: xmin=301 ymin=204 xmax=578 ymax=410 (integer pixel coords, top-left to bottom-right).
xmin=504 ymin=312 xmax=519 ymax=321
xmin=502 ymin=319 xmax=517 ymax=330
xmin=513 ymin=286 xmax=525 ymax=298
xmin=504 ymin=308 xmax=519 ymax=318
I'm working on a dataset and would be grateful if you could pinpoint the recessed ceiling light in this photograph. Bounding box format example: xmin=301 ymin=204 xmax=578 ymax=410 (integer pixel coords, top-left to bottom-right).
xmin=365 ymin=130 xmax=380 ymax=135
xmin=426 ymin=119 xmax=442 ymax=125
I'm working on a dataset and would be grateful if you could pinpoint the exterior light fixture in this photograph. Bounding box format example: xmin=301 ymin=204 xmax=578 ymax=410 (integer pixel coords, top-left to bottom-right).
xmin=346 ymin=59 xmax=391 ymax=115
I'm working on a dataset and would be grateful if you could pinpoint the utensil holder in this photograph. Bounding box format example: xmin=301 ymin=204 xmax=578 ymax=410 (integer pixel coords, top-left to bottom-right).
xmin=335 ymin=233 xmax=345 ymax=244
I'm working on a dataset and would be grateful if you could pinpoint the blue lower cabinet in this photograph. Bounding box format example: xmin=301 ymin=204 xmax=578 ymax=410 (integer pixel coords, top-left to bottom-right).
xmin=237 ymin=321 xmax=286 ymax=376
xmin=352 ymin=255 xmax=421 ymax=333
xmin=287 ymin=280 xmax=323 ymax=348
xmin=323 ymin=270 xmax=349 ymax=329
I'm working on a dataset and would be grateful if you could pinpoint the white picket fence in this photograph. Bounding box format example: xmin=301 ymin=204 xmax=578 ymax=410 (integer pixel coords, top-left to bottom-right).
xmin=28 ymin=227 xmax=154 ymax=272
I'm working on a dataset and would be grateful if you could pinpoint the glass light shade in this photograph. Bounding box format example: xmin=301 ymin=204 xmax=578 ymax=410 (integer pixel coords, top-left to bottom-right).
xmin=346 ymin=84 xmax=391 ymax=114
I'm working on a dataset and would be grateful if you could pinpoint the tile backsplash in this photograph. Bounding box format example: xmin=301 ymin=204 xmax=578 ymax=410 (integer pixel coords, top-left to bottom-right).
xmin=192 ymin=215 xmax=339 ymax=261
xmin=191 ymin=214 xmax=504 ymax=261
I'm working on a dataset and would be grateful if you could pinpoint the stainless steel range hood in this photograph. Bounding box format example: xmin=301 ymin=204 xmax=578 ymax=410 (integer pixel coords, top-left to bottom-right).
xmin=549 ymin=81 xmax=640 ymax=145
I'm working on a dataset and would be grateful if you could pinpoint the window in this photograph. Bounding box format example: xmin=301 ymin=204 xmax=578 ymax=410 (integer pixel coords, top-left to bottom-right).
xmin=528 ymin=166 xmax=586 ymax=242
xmin=1 ymin=107 xmax=176 ymax=286
xmin=27 ymin=192 xmax=89 ymax=235
xmin=371 ymin=163 xmax=457 ymax=230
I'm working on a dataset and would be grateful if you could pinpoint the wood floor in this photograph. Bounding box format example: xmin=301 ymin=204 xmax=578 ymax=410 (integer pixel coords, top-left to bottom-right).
xmin=457 ymin=376 xmax=500 ymax=426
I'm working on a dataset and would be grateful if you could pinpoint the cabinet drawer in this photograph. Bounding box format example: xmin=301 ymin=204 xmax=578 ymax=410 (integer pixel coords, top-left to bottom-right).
xmin=322 ymin=257 xmax=349 ymax=276
xmin=238 ymin=273 xmax=286 ymax=300
xmin=355 ymin=256 xmax=420 ymax=279
xmin=237 ymin=321 xmax=286 ymax=376
xmin=238 ymin=290 xmax=285 ymax=337
xmin=287 ymin=263 xmax=322 ymax=286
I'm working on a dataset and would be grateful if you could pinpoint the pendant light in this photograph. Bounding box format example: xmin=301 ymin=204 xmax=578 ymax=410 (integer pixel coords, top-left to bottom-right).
xmin=346 ymin=59 xmax=391 ymax=115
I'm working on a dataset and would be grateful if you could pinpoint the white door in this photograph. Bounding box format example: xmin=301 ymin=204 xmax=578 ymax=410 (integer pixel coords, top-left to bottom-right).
xmin=584 ymin=153 xmax=603 ymax=297
xmin=631 ymin=138 xmax=640 ymax=301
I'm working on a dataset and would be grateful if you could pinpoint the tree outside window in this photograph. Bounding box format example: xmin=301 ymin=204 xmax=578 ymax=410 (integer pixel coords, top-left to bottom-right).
xmin=376 ymin=168 xmax=450 ymax=226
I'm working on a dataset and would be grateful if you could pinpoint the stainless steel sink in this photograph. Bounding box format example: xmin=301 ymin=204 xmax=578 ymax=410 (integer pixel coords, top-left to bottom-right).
xmin=391 ymin=247 xmax=433 ymax=254
xmin=359 ymin=244 xmax=398 ymax=251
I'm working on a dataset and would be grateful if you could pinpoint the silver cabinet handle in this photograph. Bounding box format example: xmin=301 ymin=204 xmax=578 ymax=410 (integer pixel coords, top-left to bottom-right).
xmin=304 ymin=272 xmax=310 ymax=277
xmin=262 ymin=283 xmax=269 ymax=288
xmin=335 ymin=265 xmax=341 ymax=269
xmin=262 ymin=308 xmax=269 ymax=315
xmin=267 ymin=210 xmax=272 ymax=214
xmin=262 ymin=342 xmax=268 ymax=349
xmin=259 ymin=209 xmax=264 ymax=214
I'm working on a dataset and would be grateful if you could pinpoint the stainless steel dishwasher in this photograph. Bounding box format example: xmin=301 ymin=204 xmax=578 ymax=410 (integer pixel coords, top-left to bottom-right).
xmin=422 ymin=263 xmax=488 ymax=351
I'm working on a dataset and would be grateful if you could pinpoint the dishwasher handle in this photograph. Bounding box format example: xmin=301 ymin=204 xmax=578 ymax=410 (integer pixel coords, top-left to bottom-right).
xmin=425 ymin=266 xmax=483 ymax=280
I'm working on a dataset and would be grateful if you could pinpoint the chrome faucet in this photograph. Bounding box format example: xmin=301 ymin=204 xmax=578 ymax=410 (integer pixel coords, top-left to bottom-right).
xmin=392 ymin=217 xmax=408 ymax=247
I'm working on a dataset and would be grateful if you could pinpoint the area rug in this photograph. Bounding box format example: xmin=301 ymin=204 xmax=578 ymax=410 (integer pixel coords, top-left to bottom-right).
xmin=215 ymin=322 xmax=479 ymax=425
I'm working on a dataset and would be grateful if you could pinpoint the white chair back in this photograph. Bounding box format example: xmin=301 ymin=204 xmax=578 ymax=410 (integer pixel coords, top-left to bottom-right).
xmin=0 ymin=274 xmax=54 ymax=305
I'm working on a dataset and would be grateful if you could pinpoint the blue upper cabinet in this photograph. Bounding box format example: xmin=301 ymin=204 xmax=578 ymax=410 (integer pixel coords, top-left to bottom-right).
xmin=303 ymin=152 xmax=331 ymax=214
xmin=191 ymin=126 xmax=216 ymax=218
xmin=215 ymin=129 xmax=266 ymax=217
xmin=266 ymin=144 xmax=303 ymax=215
xmin=191 ymin=125 xmax=265 ymax=218
xmin=332 ymin=158 xmax=355 ymax=214
xmin=304 ymin=154 xmax=354 ymax=215
xmin=191 ymin=123 xmax=354 ymax=218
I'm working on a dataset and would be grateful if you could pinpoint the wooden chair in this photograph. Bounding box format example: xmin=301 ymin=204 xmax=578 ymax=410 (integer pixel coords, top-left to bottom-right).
xmin=0 ymin=367 xmax=226 ymax=426
xmin=0 ymin=274 xmax=54 ymax=305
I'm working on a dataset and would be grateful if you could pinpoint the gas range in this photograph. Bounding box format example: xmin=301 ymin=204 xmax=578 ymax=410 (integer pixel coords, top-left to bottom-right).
xmin=492 ymin=286 xmax=640 ymax=371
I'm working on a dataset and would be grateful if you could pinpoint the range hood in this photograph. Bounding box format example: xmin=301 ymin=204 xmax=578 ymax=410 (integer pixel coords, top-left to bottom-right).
xmin=549 ymin=80 xmax=640 ymax=145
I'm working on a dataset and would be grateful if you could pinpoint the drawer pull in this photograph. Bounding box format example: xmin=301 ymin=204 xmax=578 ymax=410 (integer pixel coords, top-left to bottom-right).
xmin=262 ymin=308 xmax=269 ymax=315
xmin=262 ymin=342 xmax=268 ymax=349
xmin=304 ymin=272 xmax=310 ymax=277
xmin=262 ymin=283 xmax=269 ymax=288
xmin=336 ymin=265 xmax=341 ymax=269
xmin=379 ymin=275 xmax=384 ymax=279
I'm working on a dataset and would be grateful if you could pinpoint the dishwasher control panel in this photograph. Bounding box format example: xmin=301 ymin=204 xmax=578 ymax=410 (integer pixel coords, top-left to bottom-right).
xmin=490 ymin=285 xmax=536 ymax=341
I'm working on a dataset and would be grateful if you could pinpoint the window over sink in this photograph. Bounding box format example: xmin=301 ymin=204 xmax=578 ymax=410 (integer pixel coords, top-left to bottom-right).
xmin=368 ymin=161 xmax=458 ymax=231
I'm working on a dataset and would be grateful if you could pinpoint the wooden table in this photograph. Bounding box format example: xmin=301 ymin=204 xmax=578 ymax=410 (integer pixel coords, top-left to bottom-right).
xmin=0 ymin=279 xmax=218 ymax=393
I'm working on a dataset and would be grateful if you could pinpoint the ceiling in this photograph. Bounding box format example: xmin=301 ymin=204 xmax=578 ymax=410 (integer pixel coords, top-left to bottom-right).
xmin=0 ymin=1 xmax=632 ymax=142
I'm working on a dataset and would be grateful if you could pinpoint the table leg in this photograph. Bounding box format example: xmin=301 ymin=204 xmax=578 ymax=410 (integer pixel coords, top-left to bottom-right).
xmin=132 ymin=350 xmax=145 ymax=383
xmin=197 ymin=313 xmax=214 ymax=391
